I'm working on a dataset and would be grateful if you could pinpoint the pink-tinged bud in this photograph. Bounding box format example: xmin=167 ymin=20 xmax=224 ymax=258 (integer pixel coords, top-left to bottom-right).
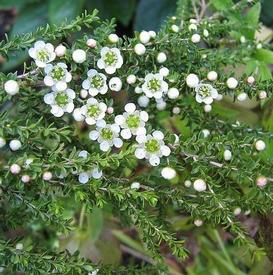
xmin=256 ymin=176 xmax=267 ymax=187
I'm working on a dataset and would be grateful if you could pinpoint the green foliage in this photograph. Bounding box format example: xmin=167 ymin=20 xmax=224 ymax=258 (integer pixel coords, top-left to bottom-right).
xmin=0 ymin=0 xmax=273 ymax=274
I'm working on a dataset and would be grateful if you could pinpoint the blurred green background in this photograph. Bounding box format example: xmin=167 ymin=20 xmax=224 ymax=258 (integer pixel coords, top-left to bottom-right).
xmin=1 ymin=0 xmax=273 ymax=274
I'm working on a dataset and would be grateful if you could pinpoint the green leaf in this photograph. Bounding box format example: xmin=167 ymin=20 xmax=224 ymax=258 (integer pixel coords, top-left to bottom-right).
xmin=11 ymin=2 xmax=48 ymax=36
xmin=254 ymin=49 xmax=273 ymax=64
xmin=211 ymin=0 xmax=233 ymax=11
xmin=48 ymin=0 xmax=85 ymax=25
xmin=245 ymin=2 xmax=261 ymax=27
xmin=86 ymin=0 xmax=136 ymax=26
xmin=134 ymin=0 xmax=177 ymax=31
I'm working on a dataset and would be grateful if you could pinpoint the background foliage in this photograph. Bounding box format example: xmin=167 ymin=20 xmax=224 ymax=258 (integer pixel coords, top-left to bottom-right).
xmin=1 ymin=0 xmax=273 ymax=274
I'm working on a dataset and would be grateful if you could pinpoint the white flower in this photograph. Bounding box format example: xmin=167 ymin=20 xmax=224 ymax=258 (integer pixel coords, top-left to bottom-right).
xmin=204 ymin=104 xmax=212 ymax=112
xmin=142 ymin=73 xmax=168 ymax=99
xmin=86 ymin=38 xmax=97 ymax=48
xmin=195 ymin=83 xmax=218 ymax=104
xmin=115 ymin=103 xmax=148 ymax=139
xmin=72 ymin=49 xmax=86 ymax=63
xmin=135 ymin=130 xmax=170 ymax=166
xmin=80 ymin=98 xmax=107 ymax=125
xmin=131 ymin=182 xmax=140 ymax=189
xmin=134 ymin=43 xmax=146 ymax=55
xmin=73 ymin=108 xmax=85 ymax=121
xmin=109 ymin=77 xmax=122 ymax=91
xmin=44 ymin=88 xmax=75 ymax=117
xmin=10 ymin=164 xmax=21 ymax=174
xmin=224 ymin=149 xmax=232 ymax=161
xmin=4 ymin=80 xmax=19 ymax=95
xmin=43 ymin=171 xmax=53 ymax=181
xmin=89 ymin=121 xmax=123 ymax=152
xmin=82 ymin=69 xmax=108 ymax=96
xmin=171 ymin=24 xmax=179 ymax=33
xmin=149 ymin=31 xmax=156 ymax=38
xmin=247 ymin=76 xmax=255 ymax=84
xmin=259 ymin=91 xmax=267 ymax=99
xmin=44 ymin=63 xmax=72 ymax=91
xmin=97 ymin=47 xmax=123 ymax=74
xmin=159 ymin=67 xmax=169 ymax=77
xmin=28 ymin=40 xmax=56 ymax=67
xmin=167 ymin=87 xmax=179 ymax=99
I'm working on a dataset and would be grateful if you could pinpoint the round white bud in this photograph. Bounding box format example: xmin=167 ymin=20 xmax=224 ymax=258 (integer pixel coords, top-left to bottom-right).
xmin=167 ymin=87 xmax=179 ymax=99
xmin=255 ymin=140 xmax=266 ymax=151
xmin=237 ymin=92 xmax=247 ymax=102
xmin=193 ymin=179 xmax=207 ymax=192
xmin=134 ymin=43 xmax=146 ymax=55
xmin=72 ymin=49 xmax=86 ymax=63
xmin=4 ymin=80 xmax=19 ymax=96
xmin=171 ymin=24 xmax=179 ymax=33
xmin=79 ymin=172 xmax=89 ymax=184
xmin=156 ymin=52 xmax=167 ymax=63
xmin=202 ymin=129 xmax=210 ymax=138
xmin=131 ymin=182 xmax=140 ymax=190
xmin=184 ymin=180 xmax=192 ymax=187
xmin=186 ymin=73 xmax=199 ymax=88
xmin=259 ymin=90 xmax=267 ymax=99
xmin=256 ymin=43 xmax=262 ymax=49
xmin=240 ymin=36 xmax=246 ymax=43
xmin=107 ymin=107 xmax=114 ymax=114
xmin=126 ymin=74 xmax=137 ymax=84
xmin=159 ymin=67 xmax=169 ymax=77
xmin=139 ymin=31 xmax=150 ymax=44
xmin=108 ymin=33 xmax=119 ymax=43
xmin=226 ymin=77 xmax=238 ymax=89
xmin=247 ymin=76 xmax=255 ymax=84
xmin=109 ymin=77 xmax=122 ymax=92
xmin=21 ymin=175 xmax=30 ymax=183
xmin=161 ymin=167 xmax=176 ymax=180
xmin=256 ymin=176 xmax=267 ymax=187
xmin=203 ymin=29 xmax=209 ymax=37
xmin=191 ymin=34 xmax=201 ymax=43
xmin=73 ymin=108 xmax=84 ymax=122
xmin=10 ymin=164 xmax=21 ymax=174
xmin=207 ymin=71 xmax=218 ymax=81
xmin=55 ymin=44 xmax=66 ymax=57
xmin=202 ymin=54 xmax=207 ymax=59
xmin=189 ymin=18 xmax=197 ymax=24
xmin=138 ymin=95 xmax=149 ymax=107
xmin=234 ymin=207 xmax=241 ymax=216
xmin=156 ymin=100 xmax=166 ymax=110
xmin=188 ymin=24 xmax=197 ymax=31
xmin=80 ymin=89 xmax=88 ymax=99
xmin=86 ymin=38 xmax=97 ymax=48
xmin=0 ymin=137 xmax=6 ymax=148
xmin=135 ymin=86 xmax=142 ymax=94
xmin=224 ymin=149 xmax=232 ymax=161
xmin=43 ymin=171 xmax=53 ymax=181
xmin=148 ymin=30 xmax=156 ymax=38
xmin=204 ymin=104 xmax=212 ymax=113
xmin=172 ymin=107 xmax=181 ymax=114
xmin=16 ymin=243 xmax=23 ymax=250
xmin=194 ymin=219 xmax=203 ymax=227
xmin=9 ymin=139 xmax=22 ymax=151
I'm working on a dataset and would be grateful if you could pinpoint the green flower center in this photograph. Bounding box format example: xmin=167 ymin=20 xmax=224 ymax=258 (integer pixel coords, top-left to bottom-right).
xmin=126 ymin=115 xmax=140 ymax=129
xmin=198 ymin=86 xmax=211 ymax=97
xmin=103 ymin=51 xmax=118 ymax=66
xmin=51 ymin=67 xmax=65 ymax=81
xmin=37 ymin=49 xmax=50 ymax=62
xmin=147 ymin=78 xmax=161 ymax=92
xmin=90 ymin=75 xmax=104 ymax=89
xmin=87 ymin=105 xmax=100 ymax=117
xmin=55 ymin=92 xmax=68 ymax=107
xmin=145 ymin=139 xmax=160 ymax=153
xmin=101 ymin=128 xmax=113 ymax=140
